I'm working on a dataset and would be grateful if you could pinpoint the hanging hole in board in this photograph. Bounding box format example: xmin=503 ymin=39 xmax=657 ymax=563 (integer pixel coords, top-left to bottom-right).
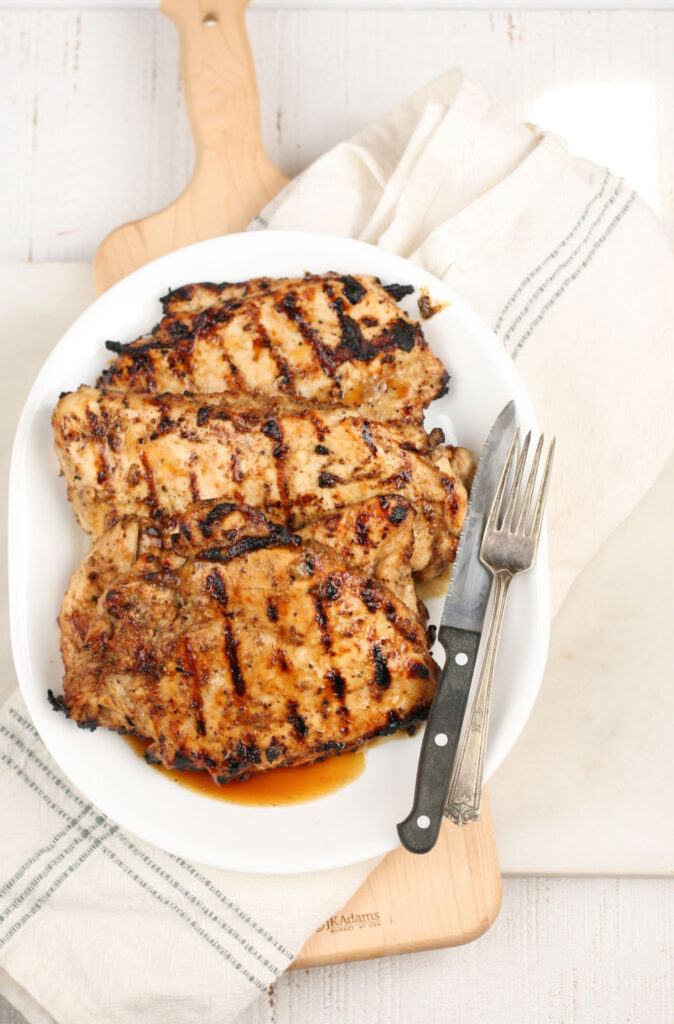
xmin=455 ymin=652 xmax=468 ymax=666
xmin=203 ymin=13 xmax=218 ymax=26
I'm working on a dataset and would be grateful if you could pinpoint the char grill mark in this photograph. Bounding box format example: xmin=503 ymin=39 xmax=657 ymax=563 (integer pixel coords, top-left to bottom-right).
xmin=199 ymin=501 xmax=239 ymax=538
xmin=276 ymin=290 xmax=343 ymax=382
xmin=313 ymin=594 xmax=332 ymax=651
xmin=339 ymin=275 xmax=367 ymax=305
xmin=388 ymin=501 xmax=408 ymax=524
xmin=361 ymin=421 xmax=377 ymax=456
xmin=372 ymin=645 xmax=391 ymax=690
xmin=181 ymin=637 xmax=206 ymax=737
xmin=224 ymin=623 xmax=246 ymax=697
xmin=287 ymin=700 xmax=309 ymax=740
xmin=326 ymin=668 xmax=347 ymax=701
xmin=205 ymin=567 xmax=228 ymax=607
xmin=355 ymin=511 xmax=369 ymax=546
xmin=326 ymin=293 xmax=424 ymax=364
xmin=318 ymin=471 xmax=340 ymax=488
xmin=263 ymin=415 xmax=290 ymax=502
xmin=361 ymin=581 xmax=380 ymax=613
xmin=382 ymin=283 xmax=414 ymax=302
xmin=248 ymin=301 xmax=297 ymax=395
xmin=195 ymin=526 xmax=298 ymax=564
xmin=387 ymin=320 xmax=416 ymax=353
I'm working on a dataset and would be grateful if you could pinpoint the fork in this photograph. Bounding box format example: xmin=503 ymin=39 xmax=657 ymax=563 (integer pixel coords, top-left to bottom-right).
xmin=444 ymin=428 xmax=555 ymax=826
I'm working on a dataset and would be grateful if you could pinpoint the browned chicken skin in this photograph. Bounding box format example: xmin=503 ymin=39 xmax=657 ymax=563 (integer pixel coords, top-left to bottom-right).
xmin=57 ymin=502 xmax=437 ymax=780
xmin=52 ymin=386 xmax=470 ymax=580
xmin=97 ymin=274 xmax=448 ymax=425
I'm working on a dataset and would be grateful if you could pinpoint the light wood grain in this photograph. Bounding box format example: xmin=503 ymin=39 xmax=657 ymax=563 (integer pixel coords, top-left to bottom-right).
xmin=92 ymin=0 xmax=287 ymax=291
xmin=294 ymin=795 xmax=501 ymax=968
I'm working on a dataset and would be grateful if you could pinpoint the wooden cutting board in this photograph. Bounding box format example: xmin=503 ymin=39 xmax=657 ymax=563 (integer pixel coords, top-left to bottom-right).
xmin=93 ymin=0 xmax=502 ymax=964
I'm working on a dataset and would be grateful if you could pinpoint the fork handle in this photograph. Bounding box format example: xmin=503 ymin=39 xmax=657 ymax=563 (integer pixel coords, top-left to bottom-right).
xmin=445 ymin=571 xmax=511 ymax=825
xmin=397 ymin=627 xmax=480 ymax=854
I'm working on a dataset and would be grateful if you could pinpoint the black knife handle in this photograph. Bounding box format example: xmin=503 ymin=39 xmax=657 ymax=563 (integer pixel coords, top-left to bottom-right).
xmin=396 ymin=626 xmax=481 ymax=854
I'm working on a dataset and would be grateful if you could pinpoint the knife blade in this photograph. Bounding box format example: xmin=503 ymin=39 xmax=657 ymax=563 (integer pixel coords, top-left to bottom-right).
xmin=397 ymin=400 xmax=518 ymax=854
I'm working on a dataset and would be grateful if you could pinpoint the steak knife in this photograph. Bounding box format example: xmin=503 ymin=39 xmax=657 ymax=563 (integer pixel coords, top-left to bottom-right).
xmin=397 ymin=401 xmax=518 ymax=854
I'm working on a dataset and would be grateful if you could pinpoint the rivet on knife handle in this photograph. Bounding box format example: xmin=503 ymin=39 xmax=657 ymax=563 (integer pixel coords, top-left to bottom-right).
xmin=397 ymin=626 xmax=480 ymax=854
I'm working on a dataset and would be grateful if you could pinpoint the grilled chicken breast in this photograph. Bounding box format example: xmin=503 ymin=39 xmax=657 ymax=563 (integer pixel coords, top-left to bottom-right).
xmin=53 ymin=386 xmax=470 ymax=579
xmin=56 ymin=503 xmax=437 ymax=780
xmin=97 ymin=274 xmax=448 ymax=424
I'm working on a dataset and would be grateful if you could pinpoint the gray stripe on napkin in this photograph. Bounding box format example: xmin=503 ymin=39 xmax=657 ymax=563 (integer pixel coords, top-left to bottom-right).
xmin=7 ymin=711 xmax=289 ymax=969
xmin=0 ymin=808 xmax=111 ymax=929
xmin=0 ymin=745 xmax=270 ymax=991
xmin=501 ymin=178 xmax=627 ymax=350
xmin=493 ymin=167 xmax=612 ymax=335
xmin=0 ymin=806 xmax=90 ymax=901
xmin=0 ymin=710 xmax=288 ymax=989
xmin=168 ymin=857 xmax=295 ymax=962
xmin=510 ymin=190 xmax=638 ymax=358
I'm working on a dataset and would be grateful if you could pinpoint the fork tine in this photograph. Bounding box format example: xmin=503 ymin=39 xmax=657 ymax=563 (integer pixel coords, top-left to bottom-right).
xmin=516 ymin=433 xmax=544 ymax=534
xmin=485 ymin=427 xmax=519 ymax=533
xmin=501 ymin=431 xmax=531 ymax=532
xmin=528 ymin=437 xmax=556 ymax=539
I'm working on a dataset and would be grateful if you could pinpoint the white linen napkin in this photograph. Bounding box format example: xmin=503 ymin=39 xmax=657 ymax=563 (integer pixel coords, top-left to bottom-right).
xmin=1 ymin=70 xmax=673 ymax=1024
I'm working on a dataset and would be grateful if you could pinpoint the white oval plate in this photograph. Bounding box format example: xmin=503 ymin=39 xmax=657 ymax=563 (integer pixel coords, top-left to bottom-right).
xmin=9 ymin=231 xmax=549 ymax=874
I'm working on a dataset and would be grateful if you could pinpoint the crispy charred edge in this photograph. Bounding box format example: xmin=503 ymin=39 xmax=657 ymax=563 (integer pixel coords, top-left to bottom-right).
xmin=195 ymin=527 xmax=301 ymax=565
xmin=159 ymin=273 xmax=369 ymax=314
xmin=160 ymin=281 xmax=231 ymax=309
xmin=417 ymin=289 xmax=448 ymax=321
xmin=159 ymin=276 xmax=278 ymax=313
xmin=149 ymin=702 xmax=433 ymax=783
xmin=47 ymin=689 xmax=69 ymax=715
xmin=48 ymin=689 xmax=99 ymax=731
xmin=381 ymin=282 xmax=414 ymax=302
xmin=174 ymin=501 xmax=302 ymax=561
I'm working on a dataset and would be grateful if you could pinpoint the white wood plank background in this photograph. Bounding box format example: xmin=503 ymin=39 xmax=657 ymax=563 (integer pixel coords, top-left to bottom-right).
xmin=2 ymin=8 xmax=673 ymax=263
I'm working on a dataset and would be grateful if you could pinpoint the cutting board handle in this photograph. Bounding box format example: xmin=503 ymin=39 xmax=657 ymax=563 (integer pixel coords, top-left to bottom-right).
xmin=93 ymin=0 xmax=287 ymax=292
xmin=161 ymin=0 xmax=283 ymax=204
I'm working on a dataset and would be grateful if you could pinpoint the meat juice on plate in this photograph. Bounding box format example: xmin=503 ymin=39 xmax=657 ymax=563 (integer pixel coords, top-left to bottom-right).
xmin=125 ymin=734 xmax=365 ymax=806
